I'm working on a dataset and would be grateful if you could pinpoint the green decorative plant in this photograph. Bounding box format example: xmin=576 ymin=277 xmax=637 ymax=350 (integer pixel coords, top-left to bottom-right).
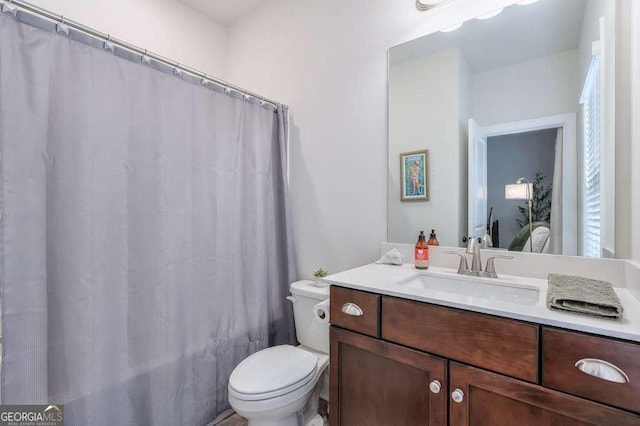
xmin=516 ymin=172 xmax=552 ymax=228
xmin=312 ymin=268 xmax=328 ymax=278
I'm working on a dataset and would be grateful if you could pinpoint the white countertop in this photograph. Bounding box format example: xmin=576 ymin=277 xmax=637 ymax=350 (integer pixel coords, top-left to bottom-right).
xmin=323 ymin=263 xmax=640 ymax=343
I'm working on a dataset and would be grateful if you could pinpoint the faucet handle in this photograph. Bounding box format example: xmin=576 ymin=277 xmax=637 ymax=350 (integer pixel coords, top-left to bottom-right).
xmin=484 ymin=255 xmax=514 ymax=278
xmin=445 ymin=251 xmax=469 ymax=274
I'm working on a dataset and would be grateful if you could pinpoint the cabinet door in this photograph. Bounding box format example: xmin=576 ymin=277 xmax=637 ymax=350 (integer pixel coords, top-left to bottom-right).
xmin=449 ymin=362 xmax=640 ymax=426
xmin=330 ymin=326 xmax=447 ymax=426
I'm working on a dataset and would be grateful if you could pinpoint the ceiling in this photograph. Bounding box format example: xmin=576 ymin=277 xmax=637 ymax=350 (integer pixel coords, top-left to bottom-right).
xmin=389 ymin=0 xmax=587 ymax=73
xmin=178 ymin=0 xmax=274 ymax=26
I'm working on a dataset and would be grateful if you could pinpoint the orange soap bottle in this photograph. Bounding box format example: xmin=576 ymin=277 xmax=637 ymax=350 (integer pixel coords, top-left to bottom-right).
xmin=414 ymin=231 xmax=429 ymax=269
xmin=428 ymin=229 xmax=440 ymax=246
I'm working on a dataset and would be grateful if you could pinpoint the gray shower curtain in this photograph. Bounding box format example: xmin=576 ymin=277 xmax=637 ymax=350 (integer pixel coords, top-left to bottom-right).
xmin=0 ymin=12 xmax=296 ymax=426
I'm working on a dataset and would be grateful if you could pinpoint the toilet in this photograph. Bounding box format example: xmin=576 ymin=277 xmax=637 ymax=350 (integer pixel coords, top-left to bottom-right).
xmin=228 ymin=280 xmax=330 ymax=426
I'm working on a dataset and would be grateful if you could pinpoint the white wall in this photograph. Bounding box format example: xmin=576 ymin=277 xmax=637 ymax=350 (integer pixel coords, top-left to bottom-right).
xmin=472 ymin=50 xmax=580 ymax=126
xmin=226 ymin=0 xmax=521 ymax=277
xmin=27 ymin=0 xmax=228 ymax=78
xmin=388 ymin=49 xmax=466 ymax=245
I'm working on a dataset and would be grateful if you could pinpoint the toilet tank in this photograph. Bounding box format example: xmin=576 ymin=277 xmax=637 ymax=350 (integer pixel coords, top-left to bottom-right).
xmin=289 ymin=280 xmax=330 ymax=354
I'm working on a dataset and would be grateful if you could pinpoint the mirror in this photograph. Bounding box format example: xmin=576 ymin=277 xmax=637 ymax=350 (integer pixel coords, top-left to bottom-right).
xmin=388 ymin=0 xmax=617 ymax=257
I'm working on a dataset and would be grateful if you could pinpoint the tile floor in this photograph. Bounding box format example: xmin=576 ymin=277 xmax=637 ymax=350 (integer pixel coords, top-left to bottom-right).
xmin=216 ymin=413 xmax=248 ymax=426
xmin=218 ymin=400 xmax=329 ymax=426
xmin=218 ymin=412 xmax=330 ymax=426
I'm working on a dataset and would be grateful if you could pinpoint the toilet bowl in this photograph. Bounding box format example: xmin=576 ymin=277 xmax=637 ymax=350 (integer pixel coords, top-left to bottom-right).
xmin=228 ymin=280 xmax=329 ymax=426
xmin=228 ymin=345 xmax=328 ymax=426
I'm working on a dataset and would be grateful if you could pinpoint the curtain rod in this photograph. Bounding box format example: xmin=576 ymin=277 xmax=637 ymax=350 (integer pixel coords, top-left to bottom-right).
xmin=1 ymin=0 xmax=288 ymax=109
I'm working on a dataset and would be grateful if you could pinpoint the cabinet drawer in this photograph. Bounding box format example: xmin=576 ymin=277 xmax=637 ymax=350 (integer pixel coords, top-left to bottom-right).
xmin=542 ymin=328 xmax=640 ymax=413
xmin=382 ymin=297 xmax=539 ymax=382
xmin=330 ymin=286 xmax=380 ymax=337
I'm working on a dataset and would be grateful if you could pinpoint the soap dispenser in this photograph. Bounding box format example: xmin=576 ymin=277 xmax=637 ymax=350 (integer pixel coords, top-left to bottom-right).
xmin=428 ymin=229 xmax=440 ymax=246
xmin=415 ymin=231 xmax=429 ymax=269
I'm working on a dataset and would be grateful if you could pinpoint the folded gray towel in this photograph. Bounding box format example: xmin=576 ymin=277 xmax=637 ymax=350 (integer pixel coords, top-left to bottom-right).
xmin=547 ymin=274 xmax=623 ymax=319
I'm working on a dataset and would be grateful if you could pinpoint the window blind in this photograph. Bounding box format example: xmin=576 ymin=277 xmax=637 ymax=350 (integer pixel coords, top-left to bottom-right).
xmin=581 ymin=54 xmax=601 ymax=258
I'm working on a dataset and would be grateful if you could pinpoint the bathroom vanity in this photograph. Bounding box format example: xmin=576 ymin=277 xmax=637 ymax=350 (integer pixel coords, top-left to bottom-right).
xmin=326 ymin=262 xmax=640 ymax=425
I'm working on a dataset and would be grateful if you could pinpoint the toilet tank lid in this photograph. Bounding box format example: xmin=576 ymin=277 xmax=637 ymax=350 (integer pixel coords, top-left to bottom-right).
xmin=290 ymin=280 xmax=329 ymax=299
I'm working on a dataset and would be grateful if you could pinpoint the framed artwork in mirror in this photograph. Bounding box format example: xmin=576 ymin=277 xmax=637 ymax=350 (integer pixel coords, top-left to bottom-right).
xmin=400 ymin=149 xmax=429 ymax=201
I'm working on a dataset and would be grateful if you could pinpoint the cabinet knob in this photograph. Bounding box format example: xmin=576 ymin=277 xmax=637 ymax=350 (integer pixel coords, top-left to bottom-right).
xmin=451 ymin=388 xmax=464 ymax=403
xmin=575 ymin=358 xmax=630 ymax=384
xmin=428 ymin=380 xmax=442 ymax=394
xmin=341 ymin=303 xmax=364 ymax=316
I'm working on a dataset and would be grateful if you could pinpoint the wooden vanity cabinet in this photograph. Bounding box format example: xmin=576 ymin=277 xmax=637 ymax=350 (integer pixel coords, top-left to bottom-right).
xmin=330 ymin=286 xmax=380 ymax=337
xmin=542 ymin=328 xmax=640 ymax=413
xmin=382 ymin=296 xmax=539 ymax=382
xmin=329 ymin=286 xmax=640 ymax=426
xmin=449 ymin=363 xmax=640 ymax=426
xmin=330 ymin=327 xmax=447 ymax=426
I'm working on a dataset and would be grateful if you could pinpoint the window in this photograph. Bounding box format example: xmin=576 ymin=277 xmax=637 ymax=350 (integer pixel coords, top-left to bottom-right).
xmin=580 ymin=52 xmax=601 ymax=258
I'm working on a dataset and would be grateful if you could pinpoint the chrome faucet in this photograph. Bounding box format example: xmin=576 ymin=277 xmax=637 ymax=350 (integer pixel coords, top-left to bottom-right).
xmin=466 ymin=237 xmax=483 ymax=274
xmin=446 ymin=238 xmax=513 ymax=278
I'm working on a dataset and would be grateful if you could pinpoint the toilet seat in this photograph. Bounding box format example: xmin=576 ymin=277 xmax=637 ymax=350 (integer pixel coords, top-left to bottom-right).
xmin=229 ymin=345 xmax=319 ymax=401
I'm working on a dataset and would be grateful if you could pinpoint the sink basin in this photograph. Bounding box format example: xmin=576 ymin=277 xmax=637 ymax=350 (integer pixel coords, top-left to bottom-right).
xmin=397 ymin=271 xmax=540 ymax=305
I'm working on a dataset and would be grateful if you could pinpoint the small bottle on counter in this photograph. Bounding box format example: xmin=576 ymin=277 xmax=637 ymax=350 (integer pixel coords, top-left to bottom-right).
xmin=415 ymin=231 xmax=429 ymax=269
xmin=428 ymin=229 xmax=440 ymax=246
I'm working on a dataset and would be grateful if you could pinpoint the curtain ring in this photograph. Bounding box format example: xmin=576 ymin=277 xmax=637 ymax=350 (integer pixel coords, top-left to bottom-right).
xmin=173 ymin=62 xmax=182 ymax=77
xmin=56 ymin=15 xmax=70 ymax=35
xmin=219 ymin=80 xmax=231 ymax=94
xmin=104 ymin=33 xmax=115 ymax=52
xmin=141 ymin=49 xmax=151 ymax=64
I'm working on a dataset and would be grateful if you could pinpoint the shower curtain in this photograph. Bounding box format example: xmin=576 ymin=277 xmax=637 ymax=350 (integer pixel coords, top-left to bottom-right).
xmin=0 ymin=12 xmax=296 ymax=426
